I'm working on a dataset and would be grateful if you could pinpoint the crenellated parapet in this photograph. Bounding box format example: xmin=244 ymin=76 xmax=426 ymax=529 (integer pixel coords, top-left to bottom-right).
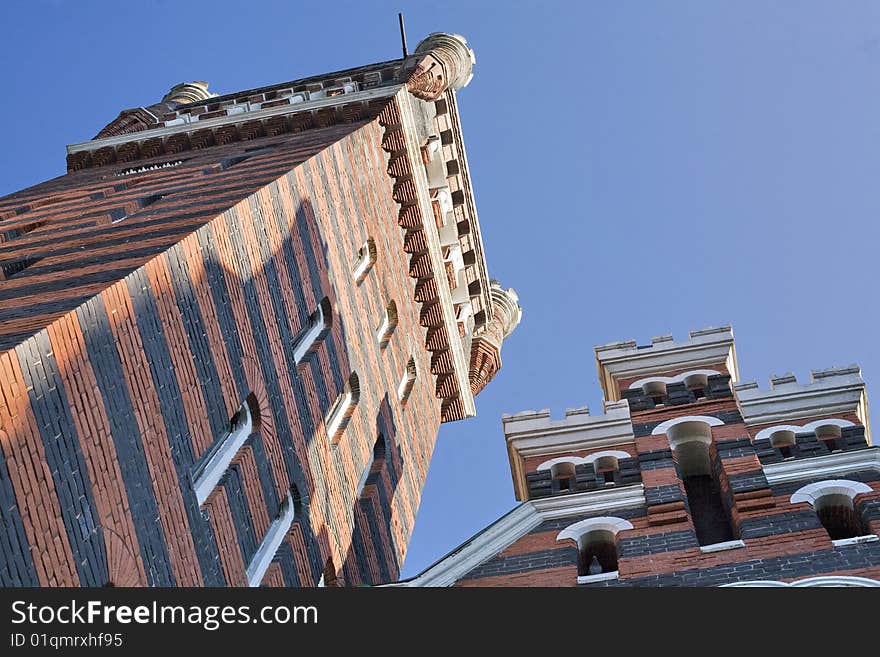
xmin=503 ymin=401 xmax=635 ymax=500
xmin=734 ymin=365 xmax=870 ymax=438
xmin=595 ymin=326 xmax=738 ymax=403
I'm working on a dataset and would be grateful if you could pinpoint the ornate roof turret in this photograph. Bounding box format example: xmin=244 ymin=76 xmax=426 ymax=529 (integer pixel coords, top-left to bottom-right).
xmin=468 ymin=281 xmax=522 ymax=396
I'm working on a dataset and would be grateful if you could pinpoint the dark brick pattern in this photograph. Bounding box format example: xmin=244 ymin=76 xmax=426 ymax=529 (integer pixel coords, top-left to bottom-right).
xmin=755 ymin=426 xmax=869 ymax=465
xmin=645 ymin=485 xmax=685 ymax=506
xmin=586 ymin=541 xmax=880 ymax=587
xmin=623 ymin=374 xmax=734 ymax=412
xmin=618 ymin=530 xmax=699 ymax=558
xmin=464 ymin=546 xmax=578 ymax=580
xmin=726 ymin=471 xmax=770 ymax=495
xmin=633 ymin=409 xmax=743 ymax=438
xmin=0 ymin=115 xmax=446 ymax=587
xmin=739 ymin=510 xmax=824 ymax=539
xmin=527 ymin=459 xmax=642 ymax=499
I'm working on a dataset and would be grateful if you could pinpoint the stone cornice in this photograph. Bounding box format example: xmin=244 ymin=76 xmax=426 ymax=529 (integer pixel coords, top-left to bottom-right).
xmin=393 ymin=92 xmax=476 ymax=420
xmin=734 ymin=365 xmax=870 ymax=440
xmin=762 ymin=447 xmax=880 ymax=485
xmin=388 ymin=484 xmax=645 ymax=587
xmin=66 ymin=86 xmax=401 ymax=169
xmin=595 ymin=326 xmax=738 ymax=401
xmin=440 ymin=90 xmax=491 ymax=329
xmin=530 ymin=485 xmax=645 ymax=519
xmin=503 ymin=402 xmax=634 ymax=499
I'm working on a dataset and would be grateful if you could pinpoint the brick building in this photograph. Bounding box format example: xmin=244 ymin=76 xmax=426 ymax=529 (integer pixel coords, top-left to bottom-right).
xmin=0 ymin=32 xmax=521 ymax=587
xmin=397 ymin=326 xmax=880 ymax=586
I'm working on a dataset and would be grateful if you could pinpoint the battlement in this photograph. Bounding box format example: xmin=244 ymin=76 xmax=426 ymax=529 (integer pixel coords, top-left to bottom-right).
xmin=503 ymin=401 xmax=634 ymax=500
xmin=595 ymin=325 xmax=738 ymax=402
xmin=734 ymin=364 xmax=869 ymax=434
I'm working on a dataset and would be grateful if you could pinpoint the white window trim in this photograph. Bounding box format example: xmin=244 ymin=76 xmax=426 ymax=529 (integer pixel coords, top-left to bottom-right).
xmin=356 ymin=452 xmax=375 ymax=498
xmin=536 ymin=450 xmax=632 ymax=473
xmin=831 ymin=534 xmax=879 ymax=547
xmin=790 ymin=479 xmax=873 ymax=506
xmin=193 ymin=402 xmax=253 ymax=506
xmin=292 ymin=302 xmax=328 ymax=365
xmin=754 ymin=418 xmax=855 ymax=443
xmin=577 ymin=570 xmax=619 ymax=584
xmin=352 ymin=238 xmax=376 ymax=283
xmin=246 ymin=490 xmax=297 ymax=587
xmin=699 ymin=539 xmax=745 ymax=554
xmin=628 ymin=369 xmax=722 ymax=390
xmin=325 ymin=374 xmax=359 ymax=443
xmin=397 ymin=358 xmax=416 ymax=406
xmin=376 ymin=301 xmax=397 ymax=346
xmin=326 ymin=389 xmax=354 ymax=439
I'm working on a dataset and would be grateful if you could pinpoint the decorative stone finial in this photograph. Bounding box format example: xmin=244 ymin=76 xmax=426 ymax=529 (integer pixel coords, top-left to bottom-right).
xmin=161 ymin=81 xmax=216 ymax=105
xmin=405 ymin=33 xmax=476 ymax=101
xmin=468 ymin=280 xmax=522 ymax=396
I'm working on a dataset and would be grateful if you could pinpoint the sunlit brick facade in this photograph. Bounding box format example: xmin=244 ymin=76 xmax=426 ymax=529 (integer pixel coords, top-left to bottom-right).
xmin=0 ymin=32 xmax=520 ymax=587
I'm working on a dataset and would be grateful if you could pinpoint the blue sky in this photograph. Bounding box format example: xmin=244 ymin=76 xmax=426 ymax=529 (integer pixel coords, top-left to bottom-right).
xmin=1 ymin=1 xmax=878 ymax=579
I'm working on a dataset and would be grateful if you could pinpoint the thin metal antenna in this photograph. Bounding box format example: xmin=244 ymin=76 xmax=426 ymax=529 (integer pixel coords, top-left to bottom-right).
xmin=398 ymin=13 xmax=409 ymax=58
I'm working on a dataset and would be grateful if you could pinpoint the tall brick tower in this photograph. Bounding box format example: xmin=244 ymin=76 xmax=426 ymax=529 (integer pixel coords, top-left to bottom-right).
xmin=397 ymin=326 xmax=880 ymax=586
xmin=0 ymin=32 xmax=520 ymax=587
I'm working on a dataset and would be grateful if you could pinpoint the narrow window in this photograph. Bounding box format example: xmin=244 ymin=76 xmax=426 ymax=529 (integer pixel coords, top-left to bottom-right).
xmin=816 ymin=424 xmax=843 ymax=452
xmin=813 ymin=494 xmax=865 ymax=541
xmin=770 ymin=430 xmax=796 ymax=459
xmin=643 ymin=381 xmax=666 ymax=407
xmin=352 ymin=238 xmax=376 ymax=283
xmin=578 ymin=530 xmax=619 ymax=576
xmin=292 ymin=298 xmax=332 ymax=366
xmin=675 ymin=439 xmax=735 ymax=546
xmin=1 ymin=256 xmax=42 ymax=279
xmin=684 ymin=374 xmax=709 ymax=401
xmin=397 ymin=357 xmax=417 ymax=406
xmin=246 ymin=487 xmax=299 ymax=587
xmin=325 ymin=373 xmax=360 ymax=444
xmin=551 ymin=461 xmax=576 ymax=493
xmin=376 ymin=300 xmax=398 ymax=347
xmin=356 ymin=434 xmax=386 ymax=498
xmin=193 ymin=394 xmax=259 ymax=506
xmin=594 ymin=456 xmax=619 ymax=487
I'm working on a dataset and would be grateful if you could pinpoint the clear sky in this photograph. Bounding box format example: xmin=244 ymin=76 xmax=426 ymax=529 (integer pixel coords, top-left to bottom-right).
xmin=1 ymin=1 xmax=878 ymax=579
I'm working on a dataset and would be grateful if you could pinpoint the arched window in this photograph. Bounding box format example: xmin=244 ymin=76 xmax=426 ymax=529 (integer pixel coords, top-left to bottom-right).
xmin=292 ymin=298 xmax=331 ymax=366
xmin=397 ymin=357 xmax=417 ymax=406
xmin=557 ymin=517 xmax=634 ymax=582
xmin=352 ymin=238 xmax=376 ymax=283
xmin=663 ymin=418 xmax=734 ymax=547
xmin=791 ymin=480 xmax=875 ymax=542
xmin=356 ymin=434 xmax=387 ymax=498
xmin=769 ymin=429 xmax=796 ymax=458
xmin=815 ymin=424 xmax=843 ymax=453
xmin=594 ymin=455 xmax=619 ymax=487
xmin=325 ymin=373 xmax=360 ymax=444
xmin=683 ymin=373 xmax=709 ymax=401
xmin=376 ymin=300 xmax=398 ymax=347
xmin=246 ymin=486 xmax=298 ymax=587
xmin=579 ymin=530 xmax=618 ymax=575
xmin=642 ymin=381 xmax=667 ymax=407
xmin=550 ymin=461 xmax=576 ymax=492
xmin=193 ymin=393 xmax=260 ymax=506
